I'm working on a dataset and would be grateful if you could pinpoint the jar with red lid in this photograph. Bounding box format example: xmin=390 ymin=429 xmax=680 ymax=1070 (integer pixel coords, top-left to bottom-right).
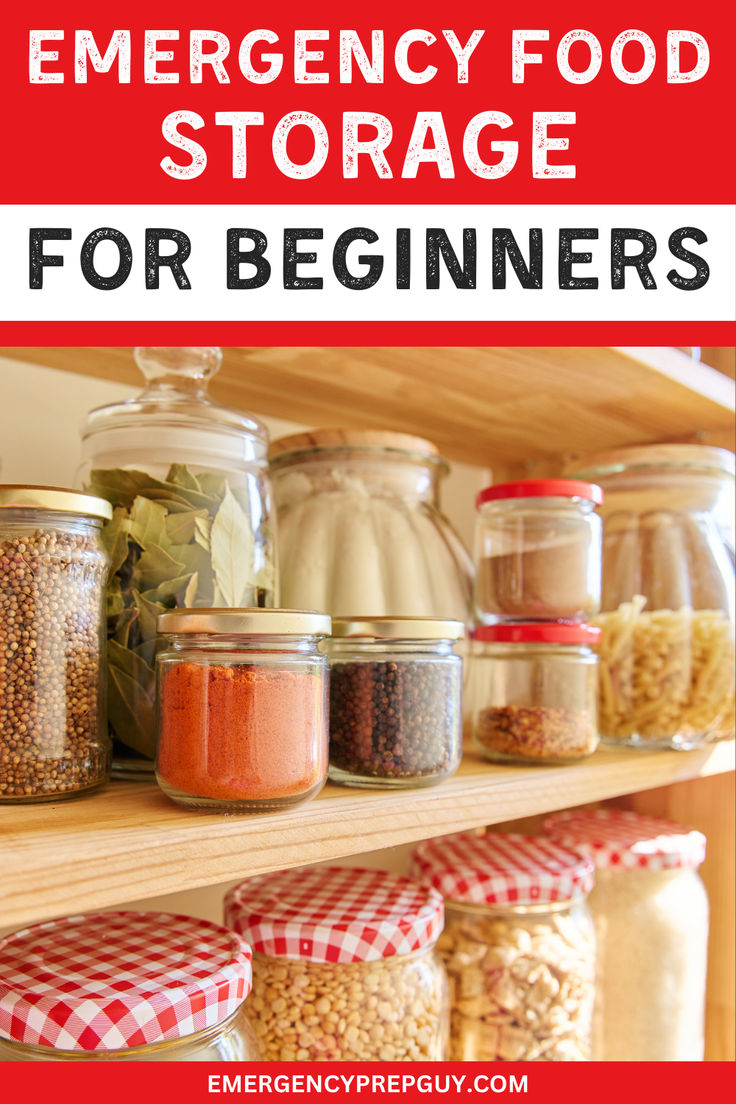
xmin=411 ymin=831 xmax=596 ymax=1061
xmin=543 ymin=809 xmax=709 ymax=1061
xmin=473 ymin=479 xmax=603 ymax=624
xmin=225 ymin=866 xmax=449 ymax=1061
xmin=0 ymin=911 xmax=258 ymax=1061
xmin=467 ymin=623 xmax=600 ymax=764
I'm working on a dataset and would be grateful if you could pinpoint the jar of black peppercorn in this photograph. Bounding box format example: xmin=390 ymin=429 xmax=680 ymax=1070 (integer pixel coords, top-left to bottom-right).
xmin=327 ymin=617 xmax=464 ymax=789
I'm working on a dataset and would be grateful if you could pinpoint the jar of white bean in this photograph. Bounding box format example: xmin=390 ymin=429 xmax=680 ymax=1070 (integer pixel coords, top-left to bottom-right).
xmin=543 ymin=808 xmax=708 ymax=1060
xmin=224 ymin=866 xmax=449 ymax=1061
xmin=411 ymin=832 xmax=596 ymax=1061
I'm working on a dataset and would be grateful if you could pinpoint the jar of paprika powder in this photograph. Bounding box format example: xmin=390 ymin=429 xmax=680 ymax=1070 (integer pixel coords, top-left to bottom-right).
xmin=155 ymin=608 xmax=331 ymax=812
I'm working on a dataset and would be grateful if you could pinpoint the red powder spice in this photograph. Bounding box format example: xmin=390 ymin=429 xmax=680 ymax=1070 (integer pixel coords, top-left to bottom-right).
xmin=157 ymin=662 xmax=328 ymax=803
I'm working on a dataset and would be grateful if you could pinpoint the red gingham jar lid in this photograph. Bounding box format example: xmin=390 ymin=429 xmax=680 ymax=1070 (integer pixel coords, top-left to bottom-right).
xmin=0 ymin=912 xmax=253 ymax=1052
xmin=476 ymin=479 xmax=603 ymax=508
xmin=224 ymin=867 xmax=444 ymax=964
xmin=542 ymin=809 xmax=706 ymax=870
xmin=411 ymin=832 xmax=594 ymax=906
xmin=473 ymin=623 xmax=601 ymax=645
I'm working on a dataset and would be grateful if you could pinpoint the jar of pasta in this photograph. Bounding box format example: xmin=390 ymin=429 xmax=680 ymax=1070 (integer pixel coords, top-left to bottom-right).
xmin=411 ymin=831 xmax=596 ymax=1061
xmin=0 ymin=912 xmax=258 ymax=1061
xmin=565 ymin=445 xmax=735 ymax=748
xmin=155 ymin=609 xmax=330 ymax=812
xmin=224 ymin=866 xmax=449 ymax=1061
xmin=543 ymin=808 xmax=708 ymax=1061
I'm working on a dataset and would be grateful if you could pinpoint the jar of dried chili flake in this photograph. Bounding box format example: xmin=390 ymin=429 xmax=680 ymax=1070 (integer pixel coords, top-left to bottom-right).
xmin=467 ymin=623 xmax=600 ymax=764
xmin=327 ymin=617 xmax=464 ymax=788
xmin=155 ymin=608 xmax=330 ymax=811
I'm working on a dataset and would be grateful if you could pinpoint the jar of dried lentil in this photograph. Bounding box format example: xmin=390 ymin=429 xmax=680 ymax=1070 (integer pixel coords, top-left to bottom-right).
xmin=327 ymin=617 xmax=464 ymax=788
xmin=224 ymin=866 xmax=449 ymax=1061
xmin=411 ymin=832 xmax=596 ymax=1062
xmin=0 ymin=911 xmax=258 ymax=1061
xmin=474 ymin=480 xmax=603 ymax=624
xmin=543 ymin=808 xmax=709 ymax=1061
xmin=0 ymin=486 xmax=111 ymax=803
xmin=468 ymin=623 xmax=600 ymax=764
xmin=156 ymin=609 xmax=330 ymax=812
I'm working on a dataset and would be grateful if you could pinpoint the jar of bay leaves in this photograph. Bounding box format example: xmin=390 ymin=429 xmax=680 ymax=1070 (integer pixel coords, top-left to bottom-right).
xmin=77 ymin=347 xmax=277 ymax=770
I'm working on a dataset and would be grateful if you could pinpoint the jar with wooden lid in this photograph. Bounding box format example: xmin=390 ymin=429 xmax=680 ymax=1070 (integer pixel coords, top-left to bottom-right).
xmin=0 ymin=912 xmax=258 ymax=1061
xmin=78 ymin=346 xmax=277 ymax=769
xmin=566 ymin=445 xmax=735 ymax=748
xmin=543 ymin=808 xmax=708 ymax=1061
xmin=269 ymin=429 xmax=474 ymax=623
xmin=411 ymin=832 xmax=596 ymax=1062
xmin=155 ymin=608 xmax=330 ymax=812
xmin=0 ymin=486 xmax=111 ymax=802
xmin=224 ymin=866 xmax=449 ymax=1061
xmin=328 ymin=616 xmax=464 ymax=788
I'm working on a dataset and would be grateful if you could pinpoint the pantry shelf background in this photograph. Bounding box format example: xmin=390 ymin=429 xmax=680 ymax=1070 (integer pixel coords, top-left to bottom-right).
xmin=0 ymin=348 xmax=733 ymax=1062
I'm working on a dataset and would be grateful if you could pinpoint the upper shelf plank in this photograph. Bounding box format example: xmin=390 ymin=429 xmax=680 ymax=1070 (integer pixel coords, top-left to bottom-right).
xmin=2 ymin=346 xmax=733 ymax=466
xmin=1 ymin=742 xmax=732 ymax=929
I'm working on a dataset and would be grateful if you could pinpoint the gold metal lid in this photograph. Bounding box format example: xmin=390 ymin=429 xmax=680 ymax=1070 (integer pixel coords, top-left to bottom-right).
xmin=331 ymin=617 xmax=465 ymax=641
xmin=157 ymin=608 xmax=332 ymax=636
xmin=0 ymin=485 xmax=113 ymax=520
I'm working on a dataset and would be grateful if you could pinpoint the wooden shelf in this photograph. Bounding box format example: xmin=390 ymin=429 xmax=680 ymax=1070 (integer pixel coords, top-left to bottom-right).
xmin=1 ymin=742 xmax=732 ymax=930
xmin=3 ymin=346 xmax=734 ymax=465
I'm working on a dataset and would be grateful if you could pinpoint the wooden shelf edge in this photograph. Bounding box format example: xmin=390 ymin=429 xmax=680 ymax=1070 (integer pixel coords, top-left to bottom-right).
xmin=1 ymin=742 xmax=732 ymax=929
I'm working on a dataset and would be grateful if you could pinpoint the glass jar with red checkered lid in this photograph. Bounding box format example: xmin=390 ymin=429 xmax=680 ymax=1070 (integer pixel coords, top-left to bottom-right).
xmin=0 ymin=911 xmax=259 ymax=1061
xmin=224 ymin=866 xmax=449 ymax=1061
xmin=542 ymin=808 xmax=708 ymax=1061
xmin=410 ymin=831 xmax=596 ymax=1062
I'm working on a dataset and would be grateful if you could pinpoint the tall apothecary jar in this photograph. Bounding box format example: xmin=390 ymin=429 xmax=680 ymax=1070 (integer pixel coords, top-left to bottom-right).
xmin=566 ymin=445 xmax=735 ymax=748
xmin=77 ymin=347 xmax=277 ymax=765
xmin=270 ymin=429 xmax=474 ymax=622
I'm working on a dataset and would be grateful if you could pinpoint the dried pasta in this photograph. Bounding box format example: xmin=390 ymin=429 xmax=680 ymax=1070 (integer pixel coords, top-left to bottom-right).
xmin=594 ymin=596 xmax=734 ymax=745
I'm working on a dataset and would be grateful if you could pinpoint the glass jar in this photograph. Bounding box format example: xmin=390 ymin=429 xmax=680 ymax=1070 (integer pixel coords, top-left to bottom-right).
xmin=225 ymin=866 xmax=449 ymax=1061
xmin=78 ymin=346 xmax=277 ymax=767
xmin=0 ymin=911 xmax=259 ymax=1061
xmin=474 ymin=480 xmax=603 ymax=624
xmin=411 ymin=832 xmax=596 ymax=1061
xmin=566 ymin=445 xmax=735 ymax=748
xmin=467 ymin=624 xmax=600 ymax=764
xmin=0 ymin=486 xmax=111 ymax=802
xmin=543 ymin=808 xmax=709 ymax=1061
xmin=327 ymin=617 xmax=464 ymax=788
xmin=270 ymin=429 xmax=474 ymax=623
xmin=156 ymin=609 xmax=330 ymax=811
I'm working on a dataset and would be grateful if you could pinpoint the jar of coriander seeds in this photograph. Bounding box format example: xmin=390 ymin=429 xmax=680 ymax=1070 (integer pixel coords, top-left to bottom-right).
xmin=225 ymin=866 xmax=449 ymax=1062
xmin=0 ymin=912 xmax=258 ymax=1061
xmin=411 ymin=832 xmax=596 ymax=1062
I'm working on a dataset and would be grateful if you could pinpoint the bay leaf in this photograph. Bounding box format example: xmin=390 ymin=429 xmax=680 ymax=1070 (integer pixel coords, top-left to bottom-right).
xmin=211 ymin=485 xmax=255 ymax=607
xmin=133 ymin=543 xmax=186 ymax=590
xmin=108 ymin=637 xmax=155 ymax=684
xmin=90 ymin=468 xmax=178 ymax=506
xmin=113 ymin=607 xmax=139 ymax=648
xmin=133 ymin=589 xmax=167 ymax=642
xmin=141 ymin=573 xmax=194 ymax=606
xmin=106 ymin=577 xmax=125 ymax=620
xmin=129 ymin=496 xmax=168 ymax=549
xmin=107 ymin=664 xmax=156 ymax=759
xmin=184 ymin=572 xmax=199 ymax=607
xmin=100 ymin=508 xmax=133 ymax=575
xmin=166 ymin=463 xmax=201 ymax=492
xmin=165 ymin=507 xmax=209 ymax=544
xmin=133 ymin=637 xmax=157 ymax=669
xmin=194 ymin=515 xmax=212 ymax=550
xmin=197 ymin=472 xmax=228 ymax=499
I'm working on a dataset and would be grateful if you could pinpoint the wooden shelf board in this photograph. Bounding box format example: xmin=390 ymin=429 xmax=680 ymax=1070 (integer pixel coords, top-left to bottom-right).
xmin=1 ymin=742 xmax=732 ymax=929
xmin=3 ymin=346 xmax=733 ymax=466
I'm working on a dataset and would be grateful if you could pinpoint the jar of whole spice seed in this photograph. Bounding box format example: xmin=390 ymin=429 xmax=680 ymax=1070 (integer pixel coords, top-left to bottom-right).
xmin=411 ymin=832 xmax=596 ymax=1062
xmin=0 ymin=486 xmax=111 ymax=802
xmin=155 ymin=608 xmax=330 ymax=811
xmin=327 ymin=617 xmax=464 ymax=788
xmin=0 ymin=912 xmax=259 ymax=1061
xmin=224 ymin=866 xmax=449 ymax=1062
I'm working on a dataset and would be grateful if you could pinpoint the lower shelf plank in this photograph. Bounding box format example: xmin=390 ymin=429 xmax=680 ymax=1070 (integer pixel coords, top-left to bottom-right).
xmin=1 ymin=742 xmax=733 ymax=929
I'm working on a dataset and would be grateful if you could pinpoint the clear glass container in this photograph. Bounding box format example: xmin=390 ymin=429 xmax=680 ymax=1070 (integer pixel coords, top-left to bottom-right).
xmin=473 ymin=480 xmax=602 ymax=624
xmin=0 ymin=487 xmax=111 ymax=802
xmin=0 ymin=910 xmax=258 ymax=1062
xmin=225 ymin=866 xmax=449 ymax=1062
xmin=156 ymin=609 xmax=330 ymax=811
xmin=543 ymin=809 xmax=709 ymax=1061
xmin=77 ymin=346 xmax=277 ymax=766
xmin=269 ymin=429 xmax=474 ymax=623
xmin=327 ymin=617 xmax=464 ymax=789
xmin=411 ymin=832 xmax=596 ymax=1062
xmin=467 ymin=624 xmax=600 ymax=764
xmin=566 ymin=445 xmax=735 ymax=748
